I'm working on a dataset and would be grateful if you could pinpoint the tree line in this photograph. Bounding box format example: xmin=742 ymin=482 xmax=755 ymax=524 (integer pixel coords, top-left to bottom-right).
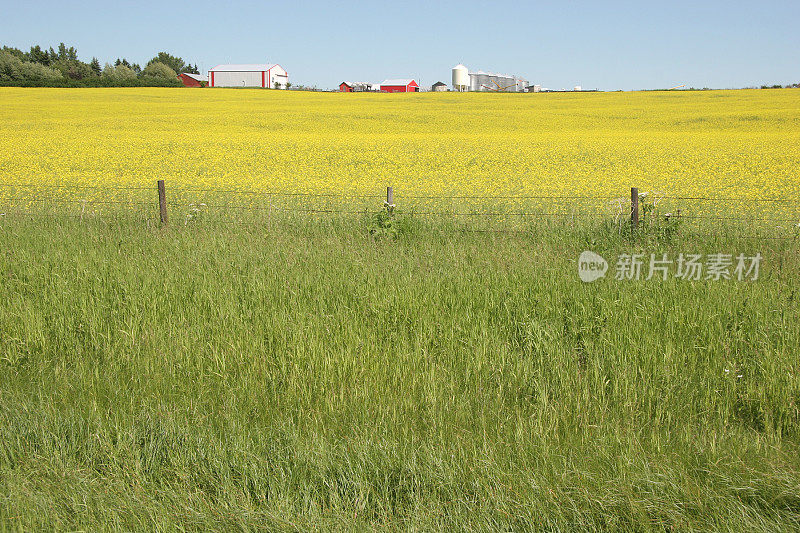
xmin=0 ymin=43 xmax=200 ymax=87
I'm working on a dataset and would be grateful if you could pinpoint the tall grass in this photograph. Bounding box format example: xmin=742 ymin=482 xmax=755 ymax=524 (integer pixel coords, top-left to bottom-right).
xmin=0 ymin=212 xmax=799 ymax=530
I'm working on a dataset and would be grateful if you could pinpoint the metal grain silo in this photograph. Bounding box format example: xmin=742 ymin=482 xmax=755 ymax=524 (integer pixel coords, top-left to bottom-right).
xmin=452 ymin=64 xmax=469 ymax=92
xmin=470 ymin=71 xmax=490 ymax=91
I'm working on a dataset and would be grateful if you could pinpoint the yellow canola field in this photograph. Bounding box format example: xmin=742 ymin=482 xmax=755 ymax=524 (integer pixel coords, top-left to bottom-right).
xmin=0 ymin=87 xmax=798 ymax=217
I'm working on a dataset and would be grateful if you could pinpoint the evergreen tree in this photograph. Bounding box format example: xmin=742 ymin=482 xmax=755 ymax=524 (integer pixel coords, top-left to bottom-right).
xmin=56 ymin=43 xmax=77 ymax=61
xmin=27 ymin=45 xmax=50 ymax=65
xmin=89 ymin=57 xmax=101 ymax=75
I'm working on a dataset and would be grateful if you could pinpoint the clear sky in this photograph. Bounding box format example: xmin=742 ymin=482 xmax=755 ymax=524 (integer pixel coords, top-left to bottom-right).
xmin=1 ymin=0 xmax=798 ymax=90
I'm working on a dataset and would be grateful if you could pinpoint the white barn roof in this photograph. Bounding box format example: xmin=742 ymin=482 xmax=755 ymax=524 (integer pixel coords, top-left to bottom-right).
xmin=209 ymin=64 xmax=280 ymax=72
xmin=180 ymin=73 xmax=207 ymax=82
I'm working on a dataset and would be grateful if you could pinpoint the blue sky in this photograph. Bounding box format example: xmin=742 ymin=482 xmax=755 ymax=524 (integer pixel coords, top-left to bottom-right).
xmin=1 ymin=0 xmax=798 ymax=90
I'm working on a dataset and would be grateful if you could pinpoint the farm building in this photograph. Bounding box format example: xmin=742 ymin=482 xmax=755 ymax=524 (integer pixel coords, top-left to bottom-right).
xmin=379 ymin=79 xmax=419 ymax=93
xmin=208 ymin=64 xmax=288 ymax=88
xmin=431 ymin=81 xmax=448 ymax=92
xmin=339 ymin=81 xmax=374 ymax=92
xmin=177 ymin=72 xmax=206 ymax=87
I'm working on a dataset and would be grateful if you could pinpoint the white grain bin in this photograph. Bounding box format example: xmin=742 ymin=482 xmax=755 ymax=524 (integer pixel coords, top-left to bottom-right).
xmin=574 ymin=85 xmax=582 ymax=92
xmin=452 ymin=64 xmax=469 ymax=92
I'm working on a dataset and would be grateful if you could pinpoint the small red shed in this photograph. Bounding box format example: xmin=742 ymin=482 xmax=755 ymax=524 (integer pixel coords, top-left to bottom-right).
xmin=178 ymin=73 xmax=207 ymax=87
xmin=379 ymin=79 xmax=419 ymax=93
xmin=340 ymin=81 xmax=354 ymax=92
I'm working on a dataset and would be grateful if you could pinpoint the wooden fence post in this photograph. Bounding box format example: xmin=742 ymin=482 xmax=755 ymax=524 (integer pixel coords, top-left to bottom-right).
xmin=158 ymin=180 xmax=168 ymax=226
xmin=630 ymin=187 xmax=639 ymax=229
xmin=386 ymin=186 xmax=394 ymax=216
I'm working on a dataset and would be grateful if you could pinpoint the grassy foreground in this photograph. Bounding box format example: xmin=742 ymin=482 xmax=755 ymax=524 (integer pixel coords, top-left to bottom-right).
xmin=1 ymin=214 xmax=799 ymax=530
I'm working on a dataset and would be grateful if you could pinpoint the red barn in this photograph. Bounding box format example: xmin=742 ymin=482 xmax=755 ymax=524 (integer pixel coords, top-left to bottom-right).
xmin=379 ymin=79 xmax=419 ymax=93
xmin=177 ymin=72 xmax=207 ymax=87
xmin=339 ymin=81 xmax=354 ymax=92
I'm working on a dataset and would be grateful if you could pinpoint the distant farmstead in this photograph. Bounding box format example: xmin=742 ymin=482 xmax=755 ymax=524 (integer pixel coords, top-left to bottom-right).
xmin=379 ymin=79 xmax=419 ymax=93
xmin=208 ymin=64 xmax=288 ymax=88
xmin=339 ymin=81 xmax=374 ymax=92
xmin=177 ymin=72 xmax=206 ymax=87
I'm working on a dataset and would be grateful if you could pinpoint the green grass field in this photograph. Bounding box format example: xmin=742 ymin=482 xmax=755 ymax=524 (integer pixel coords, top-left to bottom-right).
xmin=1 ymin=212 xmax=799 ymax=530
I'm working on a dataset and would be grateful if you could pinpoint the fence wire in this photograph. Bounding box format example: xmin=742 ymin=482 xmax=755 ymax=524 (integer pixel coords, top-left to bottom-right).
xmin=1 ymin=183 xmax=799 ymax=235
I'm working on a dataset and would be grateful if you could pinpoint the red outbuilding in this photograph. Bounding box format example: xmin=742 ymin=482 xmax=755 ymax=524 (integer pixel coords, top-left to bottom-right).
xmin=339 ymin=81 xmax=354 ymax=92
xmin=177 ymin=73 xmax=207 ymax=87
xmin=379 ymin=79 xmax=419 ymax=93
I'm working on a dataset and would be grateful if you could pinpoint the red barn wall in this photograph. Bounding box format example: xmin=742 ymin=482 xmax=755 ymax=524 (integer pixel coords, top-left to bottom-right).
xmin=381 ymin=82 xmax=419 ymax=93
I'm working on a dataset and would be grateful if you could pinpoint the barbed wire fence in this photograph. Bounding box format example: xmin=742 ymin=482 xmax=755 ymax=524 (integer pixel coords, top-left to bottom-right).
xmin=0 ymin=181 xmax=799 ymax=240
